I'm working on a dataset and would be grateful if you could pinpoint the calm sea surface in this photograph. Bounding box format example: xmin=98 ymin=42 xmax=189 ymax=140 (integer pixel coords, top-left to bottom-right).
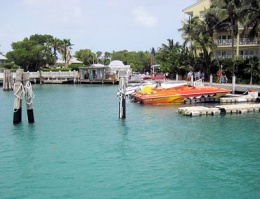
xmin=0 ymin=84 xmax=259 ymax=199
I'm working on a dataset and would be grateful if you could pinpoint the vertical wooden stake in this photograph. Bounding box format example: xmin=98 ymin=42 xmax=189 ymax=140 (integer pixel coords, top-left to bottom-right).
xmin=232 ymin=75 xmax=236 ymax=94
xmin=13 ymin=69 xmax=24 ymax=124
xmin=3 ymin=69 xmax=12 ymax=91
xmin=23 ymin=72 xmax=35 ymax=123
xmin=118 ymin=70 xmax=127 ymax=119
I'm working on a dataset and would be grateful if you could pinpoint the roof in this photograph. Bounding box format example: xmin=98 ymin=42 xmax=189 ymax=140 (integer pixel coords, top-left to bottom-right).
xmin=109 ymin=60 xmax=130 ymax=68
xmin=0 ymin=54 xmax=7 ymax=60
xmin=70 ymin=57 xmax=83 ymax=64
xmin=56 ymin=57 xmax=83 ymax=64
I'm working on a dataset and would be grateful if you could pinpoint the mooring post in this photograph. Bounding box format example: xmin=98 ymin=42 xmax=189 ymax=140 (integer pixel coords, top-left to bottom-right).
xmin=232 ymin=75 xmax=236 ymax=94
xmin=23 ymin=72 xmax=35 ymax=123
xmin=3 ymin=69 xmax=12 ymax=91
xmin=210 ymin=74 xmax=213 ymax=86
xmin=39 ymin=70 xmax=42 ymax=84
xmin=13 ymin=69 xmax=24 ymax=124
xmin=118 ymin=70 xmax=127 ymax=119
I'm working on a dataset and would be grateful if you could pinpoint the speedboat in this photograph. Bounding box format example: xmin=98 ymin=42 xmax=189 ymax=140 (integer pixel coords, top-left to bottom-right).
xmin=131 ymin=85 xmax=231 ymax=105
xmin=124 ymin=81 xmax=187 ymax=96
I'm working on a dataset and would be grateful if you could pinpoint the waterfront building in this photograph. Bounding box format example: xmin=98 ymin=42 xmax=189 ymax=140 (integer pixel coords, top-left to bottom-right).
xmin=0 ymin=54 xmax=7 ymax=64
xmin=182 ymin=0 xmax=260 ymax=59
xmin=78 ymin=60 xmax=131 ymax=83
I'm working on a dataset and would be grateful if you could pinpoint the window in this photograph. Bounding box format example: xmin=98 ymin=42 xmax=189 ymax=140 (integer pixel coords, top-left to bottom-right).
xmin=199 ymin=11 xmax=205 ymax=18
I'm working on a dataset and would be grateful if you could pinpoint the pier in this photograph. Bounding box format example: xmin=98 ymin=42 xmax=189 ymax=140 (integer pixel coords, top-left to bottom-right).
xmin=0 ymin=71 xmax=79 ymax=84
xmin=0 ymin=70 xmax=121 ymax=85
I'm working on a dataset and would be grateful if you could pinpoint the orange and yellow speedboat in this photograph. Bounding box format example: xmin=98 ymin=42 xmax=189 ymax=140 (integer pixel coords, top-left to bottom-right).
xmin=131 ymin=85 xmax=231 ymax=105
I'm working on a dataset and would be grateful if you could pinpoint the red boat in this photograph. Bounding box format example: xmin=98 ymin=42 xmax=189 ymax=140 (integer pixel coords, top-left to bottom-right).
xmin=131 ymin=85 xmax=231 ymax=105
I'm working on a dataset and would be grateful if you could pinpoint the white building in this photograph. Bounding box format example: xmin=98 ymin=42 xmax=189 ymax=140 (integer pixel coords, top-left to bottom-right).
xmin=107 ymin=60 xmax=131 ymax=76
xmin=0 ymin=54 xmax=7 ymax=64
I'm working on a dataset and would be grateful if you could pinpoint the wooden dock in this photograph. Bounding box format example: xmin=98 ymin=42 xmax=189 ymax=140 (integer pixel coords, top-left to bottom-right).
xmin=178 ymin=103 xmax=260 ymax=116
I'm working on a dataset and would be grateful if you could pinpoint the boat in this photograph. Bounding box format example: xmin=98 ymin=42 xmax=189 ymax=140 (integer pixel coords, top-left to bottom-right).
xmin=131 ymin=84 xmax=231 ymax=105
xmin=124 ymin=81 xmax=187 ymax=96
xmin=143 ymin=75 xmax=166 ymax=80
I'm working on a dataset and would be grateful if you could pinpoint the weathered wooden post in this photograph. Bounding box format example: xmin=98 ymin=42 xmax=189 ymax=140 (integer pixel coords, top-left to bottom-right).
xmin=39 ymin=70 xmax=43 ymax=84
xmin=232 ymin=75 xmax=236 ymax=94
xmin=23 ymin=72 xmax=35 ymax=123
xmin=3 ymin=69 xmax=13 ymax=91
xmin=118 ymin=70 xmax=128 ymax=119
xmin=13 ymin=69 xmax=24 ymax=124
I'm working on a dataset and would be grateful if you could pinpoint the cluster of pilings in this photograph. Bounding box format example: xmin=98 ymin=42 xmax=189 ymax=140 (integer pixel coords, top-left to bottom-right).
xmin=12 ymin=69 xmax=35 ymax=124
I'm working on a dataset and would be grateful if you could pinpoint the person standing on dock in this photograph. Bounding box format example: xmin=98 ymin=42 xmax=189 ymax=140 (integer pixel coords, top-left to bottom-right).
xmin=217 ymin=69 xmax=222 ymax=83
xmin=201 ymin=71 xmax=205 ymax=82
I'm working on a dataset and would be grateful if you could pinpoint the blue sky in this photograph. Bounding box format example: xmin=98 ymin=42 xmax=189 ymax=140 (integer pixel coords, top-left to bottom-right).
xmin=0 ymin=0 xmax=195 ymax=55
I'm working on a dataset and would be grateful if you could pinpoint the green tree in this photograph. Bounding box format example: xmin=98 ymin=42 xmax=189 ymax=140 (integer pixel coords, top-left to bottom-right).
xmin=244 ymin=57 xmax=260 ymax=84
xmin=156 ymin=39 xmax=184 ymax=76
xmin=240 ymin=0 xmax=260 ymax=39
xmin=6 ymin=35 xmax=53 ymax=71
xmin=179 ymin=16 xmax=202 ymax=57
xmin=74 ymin=49 xmax=96 ymax=66
xmin=210 ymin=0 xmax=242 ymax=76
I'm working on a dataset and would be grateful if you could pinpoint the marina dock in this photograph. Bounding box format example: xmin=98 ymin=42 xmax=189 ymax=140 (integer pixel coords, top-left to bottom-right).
xmin=0 ymin=71 xmax=118 ymax=85
xmin=178 ymin=103 xmax=260 ymax=116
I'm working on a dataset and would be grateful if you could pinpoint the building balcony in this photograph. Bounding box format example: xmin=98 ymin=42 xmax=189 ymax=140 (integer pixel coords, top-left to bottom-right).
xmin=215 ymin=38 xmax=260 ymax=46
xmin=217 ymin=55 xmax=232 ymax=59
xmin=215 ymin=39 xmax=232 ymax=46
xmin=239 ymin=55 xmax=259 ymax=59
xmin=239 ymin=38 xmax=260 ymax=45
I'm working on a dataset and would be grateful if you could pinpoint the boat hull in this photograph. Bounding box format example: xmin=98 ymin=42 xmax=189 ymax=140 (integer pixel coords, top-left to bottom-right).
xmin=131 ymin=85 xmax=231 ymax=105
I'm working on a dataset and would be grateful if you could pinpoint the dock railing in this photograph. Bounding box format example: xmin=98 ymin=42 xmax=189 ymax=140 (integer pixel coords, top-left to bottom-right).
xmin=0 ymin=70 xmax=79 ymax=82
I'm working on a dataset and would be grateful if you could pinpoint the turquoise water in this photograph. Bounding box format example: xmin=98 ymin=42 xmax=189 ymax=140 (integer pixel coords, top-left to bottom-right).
xmin=0 ymin=84 xmax=259 ymax=199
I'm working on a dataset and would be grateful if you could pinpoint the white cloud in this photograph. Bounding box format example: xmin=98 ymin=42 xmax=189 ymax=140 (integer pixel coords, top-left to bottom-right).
xmin=22 ymin=0 xmax=83 ymax=27
xmin=133 ymin=7 xmax=158 ymax=28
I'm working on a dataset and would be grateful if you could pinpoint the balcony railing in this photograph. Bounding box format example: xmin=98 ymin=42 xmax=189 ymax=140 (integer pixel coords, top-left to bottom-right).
xmin=239 ymin=55 xmax=259 ymax=59
xmin=215 ymin=38 xmax=260 ymax=46
xmin=239 ymin=38 xmax=260 ymax=45
xmin=217 ymin=54 xmax=259 ymax=59
xmin=217 ymin=55 xmax=232 ymax=59
xmin=216 ymin=39 xmax=232 ymax=46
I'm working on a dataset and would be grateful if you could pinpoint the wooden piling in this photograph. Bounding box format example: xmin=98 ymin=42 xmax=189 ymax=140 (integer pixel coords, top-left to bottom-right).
xmin=118 ymin=70 xmax=127 ymax=119
xmin=13 ymin=69 xmax=24 ymax=124
xmin=23 ymin=72 xmax=35 ymax=123
xmin=3 ymin=69 xmax=13 ymax=91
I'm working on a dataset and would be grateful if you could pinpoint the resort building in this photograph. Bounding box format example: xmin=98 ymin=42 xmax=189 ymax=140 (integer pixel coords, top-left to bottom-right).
xmin=78 ymin=60 xmax=131 ymax=83
xmin=182 ymin=0 xmax=260 ymax=59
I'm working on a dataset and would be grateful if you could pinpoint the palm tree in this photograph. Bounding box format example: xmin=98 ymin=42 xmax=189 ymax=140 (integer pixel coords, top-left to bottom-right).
xmin=240 ymin=0 xmax=260 ymax=65
xmin=48 ymin=37 xmax=62 ymax=65
xmin=60 ymin=39 xmax=73 ymax=67
xmin=160 ymin=39 xmax=181 ymax=53
xmin=179 ymin=16 xmax=205 ymax=57
xmin=240 ymin=0 xmax=260 ymax=39
xmin=210 ymin=0 xmax=242 ymax=77
xmin=179 ymin=15 xmax=216 ymax=77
